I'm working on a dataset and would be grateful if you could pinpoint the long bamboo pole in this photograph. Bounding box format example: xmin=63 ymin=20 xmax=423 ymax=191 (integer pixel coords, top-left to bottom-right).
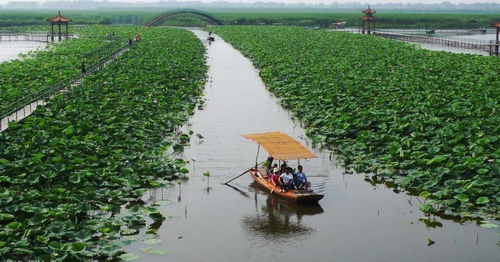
xmin=224 ymin=160 xmax=266 ymax=185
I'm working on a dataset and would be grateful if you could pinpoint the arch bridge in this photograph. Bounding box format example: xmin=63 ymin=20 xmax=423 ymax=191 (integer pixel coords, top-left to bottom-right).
xmin=145 ymin=9 xmax=223 ymax=26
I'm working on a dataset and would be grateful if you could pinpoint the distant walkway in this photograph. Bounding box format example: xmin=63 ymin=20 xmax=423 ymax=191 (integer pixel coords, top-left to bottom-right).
xmin=0 ymin=31 xmax=76 ymax=43
xmin=0 ymin=42 xmax=135 ymax=132
xmin=373 ymin=31 xmax=498 ymax=56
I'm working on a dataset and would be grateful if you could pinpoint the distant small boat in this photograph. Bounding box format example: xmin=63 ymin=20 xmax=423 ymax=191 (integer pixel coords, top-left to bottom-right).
xmin=242 ymin=131 xmax=324 ymax=204
xmin=207 ymin=36 xmax=215 ymax=41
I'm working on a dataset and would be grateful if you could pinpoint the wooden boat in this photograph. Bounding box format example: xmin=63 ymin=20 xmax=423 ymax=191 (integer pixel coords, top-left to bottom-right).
xmin=250 ymin=167 xmax=324 ymax=204
xmin=249 ymin=182 xmax=324 ymax=214
xmin=242 ymin=131 xmax=324 ymax=204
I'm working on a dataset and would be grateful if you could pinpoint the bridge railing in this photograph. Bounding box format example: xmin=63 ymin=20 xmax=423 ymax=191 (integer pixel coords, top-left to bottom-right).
xmin=0 ymin=37 xmax=137 ymax=131
xmin=0 ymin=31 xmax=51 ymax=42
xmin=145 ymin=9 xmax=223 ymax=26
xmin=373 ymin=31 xmax=498 ymax=56
xmin=375 ymin=28 xmax=497 ymax=36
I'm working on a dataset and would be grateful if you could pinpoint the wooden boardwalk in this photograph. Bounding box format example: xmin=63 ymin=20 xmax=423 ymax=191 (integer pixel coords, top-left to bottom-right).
xmin=0 ymin=32 xmax=76 ymax=42
xmin=373 ymin=31 xmax=498 ymax=56
xmin=0 ymin=43 xmax=134 ymax=132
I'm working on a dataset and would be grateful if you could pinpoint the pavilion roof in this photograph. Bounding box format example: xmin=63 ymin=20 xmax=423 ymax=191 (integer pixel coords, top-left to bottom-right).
xmin=362 ymin=5 xmax=376 ymax=15
xmin=492 ymin=22 xmax=500 ymax=28
xmin=48 ymin=11 xmax=72 ymax=23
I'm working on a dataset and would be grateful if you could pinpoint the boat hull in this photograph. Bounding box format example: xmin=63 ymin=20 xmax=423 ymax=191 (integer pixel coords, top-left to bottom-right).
xmin=250 ymin=169 xmax=324 ymax=204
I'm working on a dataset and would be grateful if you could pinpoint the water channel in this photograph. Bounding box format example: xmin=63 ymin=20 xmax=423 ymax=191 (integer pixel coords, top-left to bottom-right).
xmin=126 ymin=29 xmax=498 ymax=261
xmin=0 ymin=41 xmax=47 ymax=63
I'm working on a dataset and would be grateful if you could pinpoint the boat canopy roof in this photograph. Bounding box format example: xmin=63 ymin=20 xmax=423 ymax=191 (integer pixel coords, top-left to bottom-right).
xmin=242 ymin=131 xmax=317 ymax=160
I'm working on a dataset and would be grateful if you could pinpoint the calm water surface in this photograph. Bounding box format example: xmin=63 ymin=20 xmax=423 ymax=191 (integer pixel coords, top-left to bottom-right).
xmin=420 ymin=33 xmax=497 ymax=55
xmin=448 ymin=33 xmax=497 ymax=41
xmin=125 ymin=29 xmax=499 ymax=262
xmin=0 ymin=41 xmax=47 ymax=62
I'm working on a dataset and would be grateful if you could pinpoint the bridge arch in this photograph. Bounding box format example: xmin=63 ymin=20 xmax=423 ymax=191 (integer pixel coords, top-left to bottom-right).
xmin=145 ymin=9 xmax=223 ymax=26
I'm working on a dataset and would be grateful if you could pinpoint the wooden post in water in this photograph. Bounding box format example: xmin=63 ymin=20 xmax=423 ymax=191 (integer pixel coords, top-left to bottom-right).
xmin=496 ymin=27 xmax=499 ymax=56
xmin=58 ymin=23 xmax=61 ymax=41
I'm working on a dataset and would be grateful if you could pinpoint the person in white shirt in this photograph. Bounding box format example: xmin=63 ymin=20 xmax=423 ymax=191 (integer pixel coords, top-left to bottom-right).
xmin=279 ymin=167 xmax=294 ymax=192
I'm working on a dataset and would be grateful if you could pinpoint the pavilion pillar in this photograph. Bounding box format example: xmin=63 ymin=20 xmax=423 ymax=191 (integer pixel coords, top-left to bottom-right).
xmin=58 ymin=23 xmax=62 ymax=41
xmin=496 ymin=27 xmax=499 ymax=56
xmin=51 ymin=24 xmax=54 ymax=41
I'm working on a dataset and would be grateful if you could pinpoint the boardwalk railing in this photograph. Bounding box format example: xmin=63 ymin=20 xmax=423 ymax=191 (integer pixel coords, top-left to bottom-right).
xmin=0 ymin=31 xmax=77 ymax=42
xmin=0 ymin=38 xmax=137 ymax=131
xmin=374 ymin=28 xmax=496 ymax=36
xmin=373 ymin=31 xmax=499 ymax=56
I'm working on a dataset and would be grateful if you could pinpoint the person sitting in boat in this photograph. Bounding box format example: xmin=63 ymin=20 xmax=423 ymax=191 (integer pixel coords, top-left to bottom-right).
xmin=268 ymin=163 xmax=278 ymax=176
xmin=269 ymin=167 xmax=280 ymax=186
xmin=292 ymin=173 xmax=300 ymax=190
xmin=279 ymin=167 xmax=294 ymax=192
xmin=296 ymin=165 xmax=308 ymax=190
xmin=280 ymin=162 xmax=288 ymax=174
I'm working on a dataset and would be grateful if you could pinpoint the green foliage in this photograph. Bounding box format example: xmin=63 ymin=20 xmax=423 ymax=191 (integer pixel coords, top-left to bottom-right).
xmin=118 ymin=253 xmax=139 ymax=260
xmin=479 ymin=221 xmax=498 ymax=228
xmin=0 ymin=26 xmax=207 ymax=260
xmin=0 ymin=25 xmax=130 ymax=115
xmin=0 ymin=10 xmax=155 ymax=26
xmin=212 ymin=26 xmax=500 ymax=219
xmin=144 ymin=238 xmax=162 ymax=245
xmin=427 ymin=238 xmax=436 ymax=246
xmin=215 ymin=11 xmax=500 ymax=28
xmin=0 ymin=10 xmax=498 ymax=28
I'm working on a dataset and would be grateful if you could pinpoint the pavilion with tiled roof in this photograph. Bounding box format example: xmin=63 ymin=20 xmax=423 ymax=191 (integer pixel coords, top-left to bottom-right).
xmin=47 ymin=11 xmax=72 ymax=41
xmin=360 ymin=5 xmax=376 ymax=34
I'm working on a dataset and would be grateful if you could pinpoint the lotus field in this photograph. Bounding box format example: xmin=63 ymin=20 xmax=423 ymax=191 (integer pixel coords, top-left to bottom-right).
xmin=212 ymin=26 xmax=499 ymax=218
xmin=0 ymin=26 xmax=206 ymax=260
xmin=0 ymin=26 xmax=131 ymax=115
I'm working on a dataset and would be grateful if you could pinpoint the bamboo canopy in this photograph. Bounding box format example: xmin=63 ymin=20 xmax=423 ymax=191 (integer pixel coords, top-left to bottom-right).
xmin=242 ymin=132 xmax=317 ymax=160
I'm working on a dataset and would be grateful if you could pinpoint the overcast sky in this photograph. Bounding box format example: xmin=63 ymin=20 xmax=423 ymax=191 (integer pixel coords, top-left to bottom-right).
xmin=5 ymin=0 xmax=500 ymax=4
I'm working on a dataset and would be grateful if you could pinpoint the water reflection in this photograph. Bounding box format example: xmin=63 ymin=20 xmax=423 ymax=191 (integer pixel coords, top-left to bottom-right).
xmin=242 ymin=182 xmax=323 ymax=240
